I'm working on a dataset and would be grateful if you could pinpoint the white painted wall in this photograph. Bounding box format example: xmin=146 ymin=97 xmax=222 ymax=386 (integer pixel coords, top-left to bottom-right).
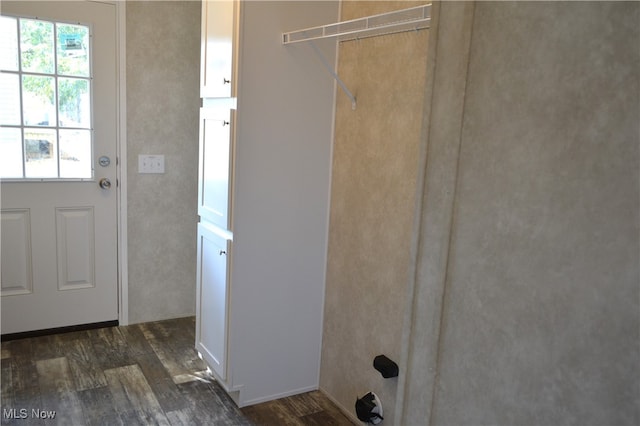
xmin=228 ymin=1 xmax=339 ymax=405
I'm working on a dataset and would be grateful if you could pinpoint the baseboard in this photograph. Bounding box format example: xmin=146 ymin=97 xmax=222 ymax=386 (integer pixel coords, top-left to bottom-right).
xmin=1 ymin=320 xmax=119 ymax=342
xmin=238 ymin=384 xmax=319 ymax=408
xmin=318 ymin=386 xmax=360 ymax=425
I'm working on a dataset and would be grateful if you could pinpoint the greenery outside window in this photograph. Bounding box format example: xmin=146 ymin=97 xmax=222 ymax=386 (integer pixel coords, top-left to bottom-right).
xmin=0 ymin=15 xmax=93 ymax=180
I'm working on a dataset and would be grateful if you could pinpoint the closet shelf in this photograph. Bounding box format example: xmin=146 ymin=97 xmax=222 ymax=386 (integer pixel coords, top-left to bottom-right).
xmin=282 ymin=4 xmax=431 ymax=45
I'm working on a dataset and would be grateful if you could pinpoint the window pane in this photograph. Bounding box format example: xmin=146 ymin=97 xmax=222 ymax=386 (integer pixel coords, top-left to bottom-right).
xmin=58 ymin=77 xmax=90 ymax=128
xmin=1 ymin=73 xmax=21 ymax=125
xmin=20 ymin=19 xmax=54 ymax=74
xmin=0 ymin=128 xmax=24 ymax=178
xmin=57 ymin=23 xmax=89 ymax=77
xmin=4 ymin=15 xmax=94 ymax=180
xmin=59 ymin=129 xmax=91 ymax=178
xmin=22 ymin=75 xmax=56 ymax=126
xmin=1 ymin=17 xmax=19 ymax=71
xmin=24 ymin=128 xmax=57 ymax=178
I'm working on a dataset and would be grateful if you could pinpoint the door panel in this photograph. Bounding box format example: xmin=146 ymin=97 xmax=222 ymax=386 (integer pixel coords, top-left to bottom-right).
xmin=201 ymin=0 xmax=235 ymax=98
xmin=55 ymin=207 xmax=95 ymax=290
xmin=0 ymin=1 xmax=119 ymax=334
xmin=195 ymin=223 xmax=230 ymax=380
xmin=0 ymin=209 xmax=32 ymax=296
xmin=198 ymin=107 xmax=233 ymax=230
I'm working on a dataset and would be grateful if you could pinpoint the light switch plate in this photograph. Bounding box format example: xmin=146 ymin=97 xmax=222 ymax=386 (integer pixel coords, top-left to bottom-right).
xmin=138 ymin=155 xmax=165 ymax=174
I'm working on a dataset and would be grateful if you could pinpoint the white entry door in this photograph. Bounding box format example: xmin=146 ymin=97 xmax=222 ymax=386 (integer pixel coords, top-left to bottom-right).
xmin=1 ymin=1 xmax=119 ymax=334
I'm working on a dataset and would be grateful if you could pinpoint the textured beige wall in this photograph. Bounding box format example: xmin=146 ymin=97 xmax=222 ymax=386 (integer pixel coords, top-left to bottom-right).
xmin=126 ymin=1 xmax=201 ymax=323
xmin=320 ymin=1 xmax=430 ymax=421
xmin=399 ymin=2 xmax=639 ymax=424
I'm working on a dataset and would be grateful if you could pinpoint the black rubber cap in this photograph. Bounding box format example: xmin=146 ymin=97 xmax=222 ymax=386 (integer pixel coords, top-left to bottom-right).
xmin=373 ymin=354 xmax=399 ymax=378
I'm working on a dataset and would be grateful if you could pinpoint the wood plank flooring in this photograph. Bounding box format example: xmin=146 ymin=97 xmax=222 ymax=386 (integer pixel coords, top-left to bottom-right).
xmin=1 ymin=317 xmax=354 ymax=425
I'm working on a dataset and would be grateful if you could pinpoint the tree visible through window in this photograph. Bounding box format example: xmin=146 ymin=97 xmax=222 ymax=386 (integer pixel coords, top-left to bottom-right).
xmin=0 ymin=15 xmax=92 ymax=179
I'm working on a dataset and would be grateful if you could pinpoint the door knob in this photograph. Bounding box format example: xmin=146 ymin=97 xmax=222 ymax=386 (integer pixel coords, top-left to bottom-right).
xmin=99 ymin=178 xmax=111 ymax=189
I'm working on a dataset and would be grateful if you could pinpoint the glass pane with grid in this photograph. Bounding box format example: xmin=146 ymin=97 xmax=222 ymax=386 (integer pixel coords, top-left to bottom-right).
xmin=0 ymin=15 xmax=92 ymax=179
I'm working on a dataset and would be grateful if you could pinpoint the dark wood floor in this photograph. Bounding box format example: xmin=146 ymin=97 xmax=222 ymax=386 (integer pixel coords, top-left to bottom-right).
xmin=1 ymin=317 xmax=354 ymax=425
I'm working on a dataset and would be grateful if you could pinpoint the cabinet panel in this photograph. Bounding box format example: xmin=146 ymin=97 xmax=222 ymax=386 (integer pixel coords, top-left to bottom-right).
xmin=197 ymin=1 xmax=338 ymax=407
xmin=198 ymin=107 xmax=233 ymax=230
xmin=201 ymin=0 xmax=235 ymax=98
xmin=195 ymin=223 xmax=230 ymax=380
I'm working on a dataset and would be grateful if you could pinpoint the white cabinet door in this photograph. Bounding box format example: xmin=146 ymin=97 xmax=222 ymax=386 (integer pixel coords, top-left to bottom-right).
xmin=198 ymin=107 xmax=233 ymax=230
xmin=195 ymin=223 xmax=230 ymax=380
xmin=200 ymin=0 xmax=236 ymax=98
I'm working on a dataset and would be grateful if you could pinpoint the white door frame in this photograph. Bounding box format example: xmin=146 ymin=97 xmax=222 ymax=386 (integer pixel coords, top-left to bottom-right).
xmin=115 ymin=1 xmax=128 ymax=325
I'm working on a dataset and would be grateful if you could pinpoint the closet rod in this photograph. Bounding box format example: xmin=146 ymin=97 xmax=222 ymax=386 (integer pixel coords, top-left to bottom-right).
xmin=282 ymin=4 xmax=431 ymax=45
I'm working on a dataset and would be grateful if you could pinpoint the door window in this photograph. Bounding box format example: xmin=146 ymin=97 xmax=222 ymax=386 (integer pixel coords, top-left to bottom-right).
xmin=1 ymin=15 xmax=92 ymax=179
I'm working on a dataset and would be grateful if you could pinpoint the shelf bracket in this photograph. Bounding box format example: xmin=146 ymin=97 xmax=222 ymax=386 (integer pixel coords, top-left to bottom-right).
xmin=309 ymin=40 xmax=356 ymax=110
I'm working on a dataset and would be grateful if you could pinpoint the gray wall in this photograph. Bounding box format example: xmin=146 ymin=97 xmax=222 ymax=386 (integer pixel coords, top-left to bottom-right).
xmin=126 ymin=1 xmax=201 ymax=323
xmin=121 ymin=3 xmax=639 ymax=423
xmin=398 ymin=2 xmax=639 ymax=424
xmin=320 ymin=1 xmax=429 ymax=422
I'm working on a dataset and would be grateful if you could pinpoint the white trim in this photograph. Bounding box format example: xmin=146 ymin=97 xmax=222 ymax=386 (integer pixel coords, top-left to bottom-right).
xmin=115 ymin=0 xmax=128 ymax=325
xmin=238 ymin=385 xmax=318 ymax=408
xmin=316 ymin=0 xmax=341 ymax=400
